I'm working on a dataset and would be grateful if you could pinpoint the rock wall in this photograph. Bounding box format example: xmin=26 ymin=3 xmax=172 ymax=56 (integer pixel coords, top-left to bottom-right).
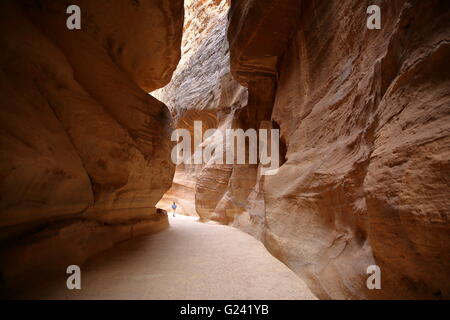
xmin=228 ymin=0 xmax=450 ymax=299
xmin=156 ymin=0 xmax=450 ymax=299
xmin=0 ymin=0 xmax=183 ymax=292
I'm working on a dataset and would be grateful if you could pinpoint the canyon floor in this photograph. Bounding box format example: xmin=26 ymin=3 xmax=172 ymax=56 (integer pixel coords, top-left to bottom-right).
xmin=14 ymin=216 xmax=316 ymax=300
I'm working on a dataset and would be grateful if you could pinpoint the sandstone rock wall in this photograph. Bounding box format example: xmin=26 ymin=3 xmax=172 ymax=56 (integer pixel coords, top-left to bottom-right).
xmin=0 ymin=0 xmax=183 ymax=291
xmin=228 ymin=0 xmax=450 ymax=299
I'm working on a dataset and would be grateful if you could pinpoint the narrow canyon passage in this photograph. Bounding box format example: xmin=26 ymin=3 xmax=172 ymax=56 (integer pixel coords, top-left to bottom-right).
xmin=14 ymin=216 xmax=316 ymax=300
xmin=0 ymin=0 xmax=449 ymax=301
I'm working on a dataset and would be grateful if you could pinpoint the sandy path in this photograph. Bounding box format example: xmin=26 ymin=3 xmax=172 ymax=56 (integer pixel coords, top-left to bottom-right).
xmin=28 ymin=216 xmax=317 ymax=299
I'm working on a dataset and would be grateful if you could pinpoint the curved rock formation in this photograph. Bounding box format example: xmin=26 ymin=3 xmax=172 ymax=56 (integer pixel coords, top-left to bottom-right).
xmin=0 ymin=0 xmax=183 ymax=292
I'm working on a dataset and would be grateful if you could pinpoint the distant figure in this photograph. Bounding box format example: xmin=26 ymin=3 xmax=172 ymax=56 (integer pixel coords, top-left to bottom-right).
xmin=171 ymin=202 xmax=177 ymax=217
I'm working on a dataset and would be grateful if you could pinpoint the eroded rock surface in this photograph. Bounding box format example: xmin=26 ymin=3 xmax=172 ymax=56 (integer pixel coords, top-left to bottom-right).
xmin=0 ymin=0 xmax=183 ymax=290
xmin=227 ymin=0 xmax=450 ymax=299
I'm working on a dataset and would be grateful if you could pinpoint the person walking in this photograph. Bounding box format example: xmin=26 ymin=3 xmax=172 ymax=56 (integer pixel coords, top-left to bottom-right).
xmin=171 ymin=201 xmax=177 ymax=217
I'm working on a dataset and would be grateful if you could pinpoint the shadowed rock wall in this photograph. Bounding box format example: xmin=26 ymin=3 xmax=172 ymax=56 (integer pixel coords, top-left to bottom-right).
xmin=0 ymin=0 xmax=183 ymax=292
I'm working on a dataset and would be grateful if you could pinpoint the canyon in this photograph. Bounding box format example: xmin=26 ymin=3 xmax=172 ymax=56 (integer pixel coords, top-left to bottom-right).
xmin=1 ymin=0 xmax=449 ymax=300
